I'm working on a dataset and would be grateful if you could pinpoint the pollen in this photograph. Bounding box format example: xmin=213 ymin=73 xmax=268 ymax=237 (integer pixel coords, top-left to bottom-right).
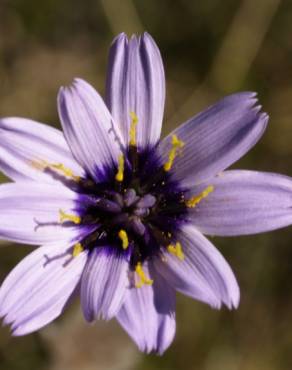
xmin=135 ymin=262 xmax=153 ymax=288
xmin=118 ymin=229 xmax=129 ymax=249
xmin=129 ymin=111 xmax=138 ymax=146
xmin=31 ymin=160 xmax=80 ymax=181
xmin=167 ymin=242 xmax=185 ymax=260
xmin=115 ymin=154 xmax=125 ymax=182
xmin=186 ymin=185 xmax=214 ymax=208
xmin=163 ymin=134 xmax=185 ymax=172
xmin=59 ymin=209 xmax=81 ymax=224
xmin=72 ymin=242 xmax=84 ymax=257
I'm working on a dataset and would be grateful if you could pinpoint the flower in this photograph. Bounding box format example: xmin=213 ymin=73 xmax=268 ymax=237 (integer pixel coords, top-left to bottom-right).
xmin=0 ymin=33 xmax=292 ymax=355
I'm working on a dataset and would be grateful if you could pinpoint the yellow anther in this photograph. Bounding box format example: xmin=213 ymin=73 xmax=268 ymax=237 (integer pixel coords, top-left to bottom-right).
xmin=163 ymin=134 xmax=185 ymax=172
xmin=135 ymin=262 xmax=153 ymax=288
xmin=59 ymin=209 xmax=81 ymax=224
xmin=186 ymin=185 xmax=214 ymax=208
xmin=118 ymin=229 xmax=129 ymax=250
xmin=129 ymin=111 xmax=138 ymax=146
xmin=167 ymin=242 xmax=185 ymax=260
xmin=72 ymin=243 xmax=84 ymax=257
xmin=115 ymin=154 xmax=125 ymax=182
xmin=31 ymin=160 xmax=80 ymax=181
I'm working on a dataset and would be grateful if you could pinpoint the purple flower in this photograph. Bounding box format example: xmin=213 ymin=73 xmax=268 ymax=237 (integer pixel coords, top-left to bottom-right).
xmin=0 ymin=32 xmax=292 ymax=354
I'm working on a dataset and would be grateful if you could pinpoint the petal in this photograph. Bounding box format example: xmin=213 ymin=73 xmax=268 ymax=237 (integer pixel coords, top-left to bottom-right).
xmin=0 ymin=182 xmax=85 ymax=245
xmin=106 ymin=33 xmax=165 ymax=148
xmin=116 ymin=263 xmax=176 ymax=355
xmin=0 ymin=117 xmax=85 ymax=183
xmin=189 ymin=170 xmax=292 ymax=236
xmin=0 ymin=243 xmax=87 ymax=335
xmin=158 ymin=92 xmax=268 ymax=187
xmin=156 ymin=224 xmax=239 ymax=309
xmin=81 ymin=247 xmax=129 ymax=321
xmin=58 ymin=78 xmax=123 ymax=182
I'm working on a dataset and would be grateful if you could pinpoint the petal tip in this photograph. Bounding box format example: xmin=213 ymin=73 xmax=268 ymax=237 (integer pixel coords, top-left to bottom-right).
xmin=112 ymin=32 xmax=128 ymax=44
xmin=226 ymin=283 xmax=240 ymax=310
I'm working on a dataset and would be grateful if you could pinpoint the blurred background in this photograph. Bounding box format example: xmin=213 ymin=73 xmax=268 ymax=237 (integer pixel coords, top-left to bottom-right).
xmin=0 ymin=0 xmax=292 ymax=369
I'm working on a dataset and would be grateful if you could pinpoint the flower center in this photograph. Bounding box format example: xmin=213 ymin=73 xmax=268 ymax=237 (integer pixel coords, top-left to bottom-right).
xmin=32 ymin=113 xmax=214 ymax=287
xmin=72 ymin=144 xmax=188 ymax=268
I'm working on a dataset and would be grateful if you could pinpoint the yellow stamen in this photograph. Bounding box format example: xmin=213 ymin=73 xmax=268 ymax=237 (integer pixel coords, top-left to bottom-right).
xmin=115 ymin=154 xmax=125 ymax=182
xmin=118 ymin=229 xmax=129 ymax=250
xmin=167 ymin=242 xmax=185 ymax=260
xmin=129 ymin=111 xmax=138 ymax=146
xmin=135 ymin=262 xmax=153 ymax=288
xmin=59 ymin=209 xmax=81 ymax=224
xmin=186 ymin=185 xmax=214 ymax=208
xmin=31 ymin=160 xmax=80 ymax=181
xmin=72 ymin=243 xmax=84 ymax=257
xmin=163 ymin=135 xmax=185 ymax=172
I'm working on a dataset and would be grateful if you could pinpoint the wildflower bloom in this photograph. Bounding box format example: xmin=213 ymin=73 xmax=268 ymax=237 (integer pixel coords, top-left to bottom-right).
xmin=1 ymin=33 xmax=292 ymax=354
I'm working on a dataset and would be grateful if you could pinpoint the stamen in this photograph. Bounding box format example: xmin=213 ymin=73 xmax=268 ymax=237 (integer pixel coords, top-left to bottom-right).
xmin=115 ymin=154 xmax=125 ymax=182
xmin=118 ymin=229 xmax=129 ymax=249
xmin=129 ymin=111 xmax=138 ymax=146
xmin=95 ymin=198 xmax=122 ymax=213
xmin=72 ymin=242 xmax=84 ymax=257
xmin=59 ymin=209 xmax=81 ymax=224
xmin=131 ymin=217 xmax=146 ymax=236
xmin=135 ymin=262 xmax=153 ymax=288
xmin=186 ymin=185 xmax=214 ymax=208
xmin=124 ymin=188 xmax=138 ymax=207
xmin=31 ymin=160 xmax=80 ymax=181
xmin=163 ymin=135 xmax=185 ymax=172
xmin=167 ymin=242 xmax=184 ymax=260
xmin=136 ymin=194 xmax=156 ymax=208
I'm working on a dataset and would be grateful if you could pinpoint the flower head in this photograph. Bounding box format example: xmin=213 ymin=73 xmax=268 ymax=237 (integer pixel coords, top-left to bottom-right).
xmin=1 ymin=33 xmax=292 ymax=354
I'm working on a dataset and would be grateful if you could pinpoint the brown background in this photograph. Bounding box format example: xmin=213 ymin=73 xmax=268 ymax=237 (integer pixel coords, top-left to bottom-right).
xmin=0 ymin=0 xmax=292 ymax=369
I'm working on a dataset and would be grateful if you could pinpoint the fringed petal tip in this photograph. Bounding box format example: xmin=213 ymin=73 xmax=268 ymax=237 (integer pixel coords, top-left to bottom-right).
xmin=110 ymin=31 xmax=153 ymax=43
xmin=226 ymin=286 xmax=240 ymax=310
xmin=106 ymin=30 xmax=165 ymax=148
xmin=159 ymin=91 xmax=269 ymax=187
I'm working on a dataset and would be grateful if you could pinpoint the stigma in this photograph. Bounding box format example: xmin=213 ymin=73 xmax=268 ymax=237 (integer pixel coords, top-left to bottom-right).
xmin=118 ymin=229 xmax=129 ymax=249
xmin=135 ymin=262 xmax=153 ymax=288
xmin=129 ymin=111 xmax=138 ymax=146
xmin=164 ymin=135 xmax=185 ymax=172
xmin=167 ymin=242 xmax=184 ymax=260
xmin=115 ymin=155 xmax=125 ymax=182
xmin=31 ymin=160 xmax=80 ymax=182
xmin=59 ymin=209 xmax=81 ymax=224
xmin=186 ymin=185 xmax=214 ymax=208
xmin=72 ymin=242 xmax=84 ymax=257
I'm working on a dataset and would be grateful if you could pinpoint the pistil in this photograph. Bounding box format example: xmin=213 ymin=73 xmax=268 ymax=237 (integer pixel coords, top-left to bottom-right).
xmin=135 ymin=262 xmax=153 ymax=288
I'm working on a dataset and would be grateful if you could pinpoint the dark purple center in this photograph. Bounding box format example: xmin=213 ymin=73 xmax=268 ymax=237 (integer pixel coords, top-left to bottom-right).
xmin=75 ymin=146 xmax=188 ymax=267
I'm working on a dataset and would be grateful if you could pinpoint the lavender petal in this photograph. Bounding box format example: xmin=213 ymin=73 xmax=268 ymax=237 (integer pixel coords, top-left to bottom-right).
xmin=156 ymin=224 xmax=239 ymax=309
xmin=116 ymin=262 xmax=176 ymax=355
xmin=58 ymin=78 xmax=123 ymax=182
xmin=159 ymin=92 xmax=268 ymax=187
xmin=81 ymin=247 xmax=129 ymax=321
xmin=0 ymin=117 xmax=84 ymax=183
xmin=0 ymin=182 xmax=82 ymax=245
xmin=190 ymin=170 xmax=292 ymax=236
xmin=0 ymin=243 xmax=87 ymax=335
xmin=106 ymin=33 xmax=165 ymax=148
